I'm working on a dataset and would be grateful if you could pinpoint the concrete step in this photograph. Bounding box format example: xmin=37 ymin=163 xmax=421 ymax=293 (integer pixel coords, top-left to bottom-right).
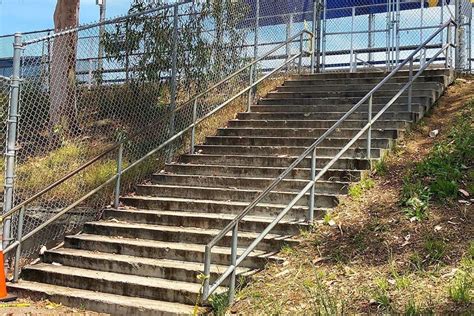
xmin=103 ymin=208 xmax=309 ymax=235
xmin=42 ymin=248 xmax=255 ymax=286
xmin=152 ymin=173 xmax=349 ymax=193
xmin=82 ymin=221 xmax=298 ymax=251
xmin=119 ymin=196 xmax=323 ymax=220
xmin=237 ymin=111 xmax=418 ymax=121
xmin=194 ymin=144 xmax=382 ymax=159
xmin=134 ymin=184 xmax=340 ymax=208
xmin=20 ymin=263 xmax=224 ymax=305
xmin=283 ymin=74 xmax=449 ymax=86
xmin=227 ymin=119 xmax=411 ymax=129
xmin=163 ymin=163 xmax=365 ymax=182
xmin=8 ymin=281 xmax=197 ymax=316
xmin=204 ymin=136 xmax=393 ymax=148
xmin=179 ymin=154 xmax=374 ymax=170
xmin=290 ymin=69 xmax=450 ymax=80
xmin=275 ymin=82 xmax=442 ymax=93
xmin=254 ymin=102 xmax=427 ymax=113
xmin=216 ymin=127 xmax=403 ymax=139
xmin=265 ymin=89 xmax=439 ymax=100
xmin=64 ymin=234 xmax=283 ymax=268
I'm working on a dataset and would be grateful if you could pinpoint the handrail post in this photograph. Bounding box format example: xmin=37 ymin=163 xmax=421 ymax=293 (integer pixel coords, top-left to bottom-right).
xmin=298 ymin=33 xmax=303 ymax=74
xmin=367 ymin=95 xmax=372 ymax=159
xmin=229 ymin=223 xmax=239 ymax=304
xmin=114 ymin=143 xmax=124 ymax=210
xmin=191 ymin=98 xmax=198 ymax=154
xmin=202 ymin=245 xmax=211 ymax=302
xmin=408 ymin=58 xmax=413 ymax=113
xmin=3 ymin=33 xmax=22 ymax=251
xmin=13 ymin=206 xmax=25 ymax=283
xmin=247 ymin=64 xmax=254 ymax=112
xmin=308 ymin=147 xmax=316 ymax=222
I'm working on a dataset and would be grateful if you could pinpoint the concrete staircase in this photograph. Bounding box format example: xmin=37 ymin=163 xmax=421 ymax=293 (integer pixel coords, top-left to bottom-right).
xmin=9 ymin=69 xmax=452 ymax=315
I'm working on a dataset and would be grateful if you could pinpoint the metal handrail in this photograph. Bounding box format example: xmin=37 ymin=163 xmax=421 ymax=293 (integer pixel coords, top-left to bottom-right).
xmin=202 ymin=18 xmax=456 ymax=302
xmin=2 ymin=30 xmax=314 ymax=284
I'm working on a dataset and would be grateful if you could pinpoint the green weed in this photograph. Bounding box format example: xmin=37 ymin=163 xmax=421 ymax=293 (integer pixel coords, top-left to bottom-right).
xmin=208 ymin=292 xmax=229 ymax=316
xmin=348 ymin=177 xmax=375 ymax=199
xmin=448 ymin=255 xmax=473 ymax=304
xmin=401 ymin=180 xmax=430 ymax=221
xmin=303 ymin=271 xmax=345 ymax=315
xmin=424 ymin=236 xmax=446 ymax=264
xmin=372 ymin=277 xmax=391 ymax=310
xmin=374 ymin=157 xmax=388 ymax=176
xmin=409 ymin=252 xmax=424 ymax=271
xmin=323 ymin=212 xmax=333 ymax=225
xmin=280 ymin=244 xmax=294 ymax=256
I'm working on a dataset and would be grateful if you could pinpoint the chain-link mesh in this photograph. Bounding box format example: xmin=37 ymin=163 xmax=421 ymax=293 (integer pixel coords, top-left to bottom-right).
xmin=2 ymin=0 xmax=311 ymax=260
xmin=0 ymin=77 xmax=9 ymax=182
xmin=0 ymin=0 xmax=472 ymax=261
xmin=4 ymin=0 xmax=255 ymax=258
xmin=321 ymin=0 xmax=472 ymax=72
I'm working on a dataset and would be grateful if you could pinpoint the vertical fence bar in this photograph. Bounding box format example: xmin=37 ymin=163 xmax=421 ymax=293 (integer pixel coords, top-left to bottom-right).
xmin=395 ymin=0 xmax=401 ymax=64
xmin=367 ymin=95 xmax=373 ymax=159
xmin=228 ymin=223 xmax=239 ymax=304
xmin=350 ymin=6 xmax=356 ymax=72
xmin=253 ymin=0 xmax=260 ymax=75
xmin=322 ymin=0 xmax=327 ymax=72
xmin=408 ymin=58 xmax=413 ymax=113
xmin=368 ymin=13 xmax=374 ymax=65
xmin=3 ymin=33 xmax=22 ymax=251
xmin=308 ymin=147 xmax=316 ymax=222
xmin=446 ymin=23 xmax=452 ymax=68
xmin=298 ymin=33 xmax=304 ymax=73
xmin=97 ymin=0 xmax=106 ymax=83
xmin=191 ymin=98 xmax=198 ymax=154
xmin=13 ymin=206 xmax=25 ymax=283
xmin=387 ymin=0 xmax=392 ymax=68
xmin=286 ymin=14 xmax=293 ymax=71
xmin=247 ymin=64 xmax=254 ymax=112
xmin=114 ymin=143 xmax=124 ymax=210
xmin=311 ymin=0 xmax=317 ymax=73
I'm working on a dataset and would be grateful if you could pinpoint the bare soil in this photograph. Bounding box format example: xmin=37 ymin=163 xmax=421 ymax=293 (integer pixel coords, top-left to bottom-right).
xmin=0 ymin=298 xmax=106 ymax=315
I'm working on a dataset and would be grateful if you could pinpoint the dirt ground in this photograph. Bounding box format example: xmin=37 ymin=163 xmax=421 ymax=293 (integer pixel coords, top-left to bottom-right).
xmin=234 ymin=77 xmax=473 ymax=314
xmin=0 ymin=298 xmax=106 ymax=315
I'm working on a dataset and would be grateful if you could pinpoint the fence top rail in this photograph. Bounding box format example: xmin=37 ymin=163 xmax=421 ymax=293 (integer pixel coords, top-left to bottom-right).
xmin=0 ymin=75 xmax=11 ymax=81
xmin=0 ymin=28 xmax=313 ymax=221
xmin=22 ymin=0 xmax=193 ymax=46
xmin=206 ymin=18 xmax=456 ymax=250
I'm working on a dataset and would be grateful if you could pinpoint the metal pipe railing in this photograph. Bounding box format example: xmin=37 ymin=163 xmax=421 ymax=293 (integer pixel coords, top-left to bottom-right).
xmin=202 ymin=18 xmax=456 ymax=302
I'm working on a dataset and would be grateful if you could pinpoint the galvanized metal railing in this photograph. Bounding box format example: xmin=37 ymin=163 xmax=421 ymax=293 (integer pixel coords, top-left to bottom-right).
xmin=202 ymin=18 xmax=457 ymax=303
xmin=0 ymin=29 xmax=314 ymax=282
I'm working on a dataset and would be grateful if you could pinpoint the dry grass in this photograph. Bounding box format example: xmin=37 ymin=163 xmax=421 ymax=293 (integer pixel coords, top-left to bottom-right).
xmin=233 ymin=77 xmax=474 ymax=315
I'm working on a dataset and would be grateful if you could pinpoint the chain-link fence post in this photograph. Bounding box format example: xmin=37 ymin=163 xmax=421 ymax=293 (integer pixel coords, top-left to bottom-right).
xmin=455 ymin=0 xmax=465 ymax=71
xmin=167 ymin=3 xmax=179 ymax=162
xmin=97 ymin=0 xmax=107 ymax=83
xmin=3 ymin=33 xmax=22 ymax=251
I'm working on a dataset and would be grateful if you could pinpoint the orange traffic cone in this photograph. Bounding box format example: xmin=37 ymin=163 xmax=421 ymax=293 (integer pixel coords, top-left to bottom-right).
xmin=0 ymin=244 xmax=17 ymax=302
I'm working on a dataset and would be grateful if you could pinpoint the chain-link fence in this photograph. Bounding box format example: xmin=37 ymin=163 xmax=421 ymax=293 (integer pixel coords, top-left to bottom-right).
xmin=0 ymin=0 xmax=472 ymax=262
xmin=321 ymin=0 xmax=472 ymax=72
xmin=0 ymin=0 xmax=313 ymax=261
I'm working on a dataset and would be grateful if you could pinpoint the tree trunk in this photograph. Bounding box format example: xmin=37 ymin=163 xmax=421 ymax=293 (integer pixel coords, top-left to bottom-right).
xmin=50 ymin=0 xmax=80 ymax=140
